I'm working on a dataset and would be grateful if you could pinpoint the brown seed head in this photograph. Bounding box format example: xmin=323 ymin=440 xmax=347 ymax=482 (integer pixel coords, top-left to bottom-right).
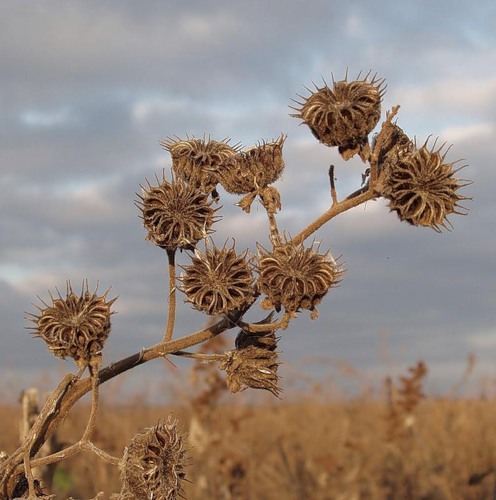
xmin=161 ymin=136 xmax=238 ymax=197
xmin=28 ymin=281 xmax=116 ymax=368
xmin=381 ymin=140 xmax=470 ymax=231
xmin=137 ymin=173 xmax=218 ymax=251
xmin=120 ymin=416 xmax=188 ymax=500
xmin=291 ymin=72 xmax=385 ymax=161
xmin=220 ymin=346 xmax=281 ymax=397
xmin=257 ymin=242 xmax=343 ymax=317
xmin=180 ymin=241 xmax=255 ymax=315
xmin=219 ymin=135 xmax=286 ymax=195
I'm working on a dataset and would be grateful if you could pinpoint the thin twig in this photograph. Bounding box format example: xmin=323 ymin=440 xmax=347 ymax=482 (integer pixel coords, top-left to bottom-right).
xmin=266 ymin=209 xmax=282 ymax=247
xmin=328 ymin=165 xmax=338 ymax=205
xmin=172 ymin=351 xmax=225 ymax=362
xmin=290 ymin=188 xmax=377 ymax=246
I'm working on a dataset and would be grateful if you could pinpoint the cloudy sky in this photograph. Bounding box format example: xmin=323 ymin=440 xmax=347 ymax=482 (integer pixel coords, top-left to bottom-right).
xmin=1 ymin=0 xmax=495 ymax=401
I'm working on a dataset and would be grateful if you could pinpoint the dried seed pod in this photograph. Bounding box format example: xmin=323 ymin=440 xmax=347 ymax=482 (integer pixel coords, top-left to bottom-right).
xmin=27 ymin=281 xmax=116 ymax=369
xmin=381 ymin=140 xmax=470 ymax=231
xmin=120 ymin=417 xmax=188 ymax=500
xmin=136 ymin=173 xmax=218 ymax=251
xmin=180 ymin=241 xmax=255 ymax=315
xmin=372 ymin=123 xmax=414 ymax=170
xmin=257 ymin=242 xmax=342 ymax=317
xmin=161 ymin=136 xmax=238 ymax=197
xmin=220 ymin=346 xmax=281 ymax=397
xmin=291 ymin=72 xmax=385 ymax=161
xmin=220 ymin=135 xmax=286 ymax=195
xmin=235 ymin=313 xmax=278 ymax=351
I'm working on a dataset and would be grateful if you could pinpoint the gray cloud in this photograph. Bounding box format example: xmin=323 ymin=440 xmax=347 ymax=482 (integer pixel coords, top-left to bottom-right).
xmin=1 ymin=0 xmax=494 ymax=400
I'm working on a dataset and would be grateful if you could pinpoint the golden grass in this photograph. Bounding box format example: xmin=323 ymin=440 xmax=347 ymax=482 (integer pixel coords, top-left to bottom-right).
xmin=2 ymin=394 xmax=496 ymax=499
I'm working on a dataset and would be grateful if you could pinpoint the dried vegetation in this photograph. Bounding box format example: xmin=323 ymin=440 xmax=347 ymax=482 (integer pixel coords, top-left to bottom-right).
xmin=0 ymin=70 xmax=473 ymax=498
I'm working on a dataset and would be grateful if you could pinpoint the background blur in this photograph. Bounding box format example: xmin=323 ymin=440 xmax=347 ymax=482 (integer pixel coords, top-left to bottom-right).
xmin=1 ymin=0 xmax=495 ymax=401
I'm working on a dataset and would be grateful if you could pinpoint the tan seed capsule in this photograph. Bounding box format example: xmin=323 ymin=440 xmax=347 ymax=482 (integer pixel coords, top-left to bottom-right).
xmin=180 ymin=241 xmax=255 ymax=315
xmin=291 ymin=72 xmax=386 ymax=161
xmin=381 ymin=139 xmax=470 ymax=231
xmin=27 ymin=281 xmax=116 ymax=369
xmin=136 ymin=173 xmax=218 ymax=251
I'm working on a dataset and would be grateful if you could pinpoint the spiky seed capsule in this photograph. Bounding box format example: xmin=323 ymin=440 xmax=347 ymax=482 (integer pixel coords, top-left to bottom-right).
xmin=291 ymin=73 xmax=385 ymax=161
xmin=381 ymin=140 xmax=470 ymax=231
xmin=120 ymin=417 xmax=188 ymax=500
xmin=219 ymin=135 xmax=286 ymax=195
xmin=28 ymin=281 xmax=116 ymax=368
xmin=161 ymin=137 xmax=238 ymax=197
xmin=257 ymin=243 xmax=342 ymax=317
xmin=220 ymin=346 xmax=281 ymax=397
xmin=137 ymin=174 xmax=217 ymax=251
xmin=180 ymin=242 xmax=255 ymax=315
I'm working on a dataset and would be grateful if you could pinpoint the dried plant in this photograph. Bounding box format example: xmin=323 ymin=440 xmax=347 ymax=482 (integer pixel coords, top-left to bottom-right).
xmin=385 ymin=361 xmax=429 ymax=440
xmin=0 ymin=71 xmax=471 ymax=499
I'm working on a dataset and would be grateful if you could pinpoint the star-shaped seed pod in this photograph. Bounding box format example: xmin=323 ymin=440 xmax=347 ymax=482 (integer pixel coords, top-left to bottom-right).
xmin=381 ymin=139 xmax=470 ymax=231
xmin=27 ymin=281 xmax=116 ymax=369
xmin=291 ymin=72 xmax=386 ymax=161
xmin=119 ymin=417 xmax=188 ymax=500
xmin=161 ymin=136 xmax=239 ymax=199
xmin=256 ymin=242 xmax=343 ymax=318
xmin=180 ymin=241 xmax=256 ymax=315
xmin=136 ymin=173 xmax=218 ymax=251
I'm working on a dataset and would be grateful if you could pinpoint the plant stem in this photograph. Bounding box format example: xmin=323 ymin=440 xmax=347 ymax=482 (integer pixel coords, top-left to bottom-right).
xmin=290 ymin=188 xmax=377 ymax=246
xmin=164 ymin=248 xmax=177 ymax=342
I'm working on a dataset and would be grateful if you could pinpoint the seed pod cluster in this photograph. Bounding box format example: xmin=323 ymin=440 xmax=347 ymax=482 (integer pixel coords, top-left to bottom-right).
xmin=220 ymin=346 xmax=281 ymax=397
xmin=120 ymin=417 xmax=188 ymax=500
xmin=180 ymin=242 xmax=255 ymax=315
xmin=219 ymin=135 xmax=286 ymax=195
xmin=381 ymin=140 xmax=469 ymax=231
xmin=161 ymin=136 xmax=239 ymax=198
xmin=291 ymin=72 xmax=385 ymax=161
xmin=28 ymin=281 xmax=116 ymax=368
xmin=256 ymin=242 xmax=342 ymax=317
xmin=137 ymin=174 xmax=218 ymax=251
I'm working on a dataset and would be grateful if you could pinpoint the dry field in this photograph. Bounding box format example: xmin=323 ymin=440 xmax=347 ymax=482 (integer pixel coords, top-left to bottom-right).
xmin=2 ymin=381 xmax=496 ymax=499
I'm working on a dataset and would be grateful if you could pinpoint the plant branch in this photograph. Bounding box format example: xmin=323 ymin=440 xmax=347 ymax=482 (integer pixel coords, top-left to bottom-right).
xmin=164 ymin=248 xmax=177 ymax=342
xmin=172 ymin=351 xmax=225 ymax=362
xmin=290 ymin=106 xmax=401 ymax=247
xmin=2 ymin=310 xmax=245 ymax=492
xmin=290 ymin=188 xmax=377 ymax=246
xmin=329 ymin=165 xmax=338 ymax=205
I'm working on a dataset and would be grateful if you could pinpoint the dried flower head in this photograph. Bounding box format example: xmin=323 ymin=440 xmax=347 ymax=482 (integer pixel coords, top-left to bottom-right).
xmin=381 ymin=139 xmax=470 ymax=231
xmin=27 ymin=281 xmax=116 ymax=369
xmin=161 ymin=136 xmax=239 ymax=198
xmin=220 ymin=346 xmax=281 ymax=397
xmin=136 ymin=173 xmax=218 ymax=251
xmin=291 ymin=72 xmax=385 ymax=161
xmin=257 ymin=242 xmax=342 ymax=318
xmin=219 ymin=135 xmax=286 ymax=195
xmin=120 ymin=417 xmax=188 ymax=500
xmin=180 ymin=241 xmax=255 ymax=315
